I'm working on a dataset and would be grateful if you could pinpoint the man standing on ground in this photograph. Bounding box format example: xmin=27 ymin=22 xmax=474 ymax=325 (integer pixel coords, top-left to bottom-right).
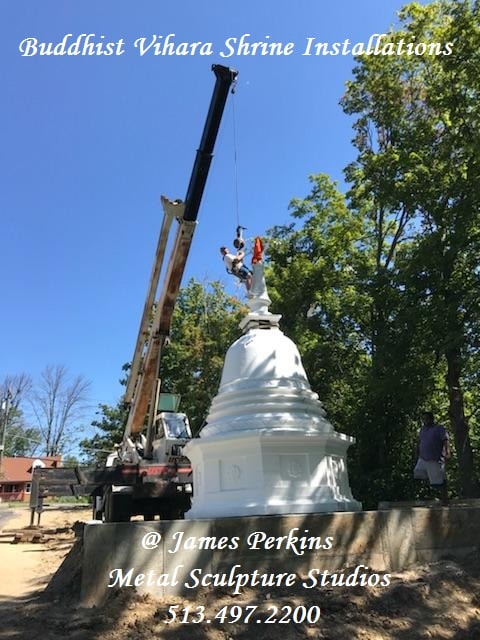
xmin=413 ymin=411 xmax=450 ymax=504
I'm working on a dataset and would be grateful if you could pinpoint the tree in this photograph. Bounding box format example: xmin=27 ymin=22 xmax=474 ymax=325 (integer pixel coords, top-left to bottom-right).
xmin=266 ymin=175 xmax=434 ymax=506
xmin=61 ymin=454 xmax=81 ymax=467
xmin=159 ymin=279 xmax=246 ymax=433
xmin=29 ymin=365 xmax=91 ymax=456
xmin=267 ymin=174 xmax=370 ymax=425
xmin=341 ymin=0 xmax=480 ymax=496
xmin=80 ymin=398 xmax=128 ymax=465
xmin=3 ymin=423 xmax=42 ymax=457
xmin=0 ymin=374 xmax=41 ymax=457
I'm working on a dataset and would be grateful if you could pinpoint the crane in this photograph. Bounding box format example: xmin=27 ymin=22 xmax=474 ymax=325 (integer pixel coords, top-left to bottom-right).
xmin=31 ymin=64 xmax=238 ymax=523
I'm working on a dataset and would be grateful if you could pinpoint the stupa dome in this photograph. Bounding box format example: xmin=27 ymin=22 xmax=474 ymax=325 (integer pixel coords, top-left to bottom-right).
xmin=200 ymin=325 xmax=333 ymax=437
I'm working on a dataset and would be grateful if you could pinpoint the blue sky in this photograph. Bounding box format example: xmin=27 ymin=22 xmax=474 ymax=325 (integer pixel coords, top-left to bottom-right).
xmin=1 ymin=1 xmax=416 ymax=441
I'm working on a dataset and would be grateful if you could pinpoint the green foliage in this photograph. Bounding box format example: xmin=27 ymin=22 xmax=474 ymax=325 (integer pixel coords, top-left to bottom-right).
xmin=262 ymin=0 xmax=479 ymax=504
xmin=4 ymin=422 xmax=42 ymax=457
xmin=80 ymin=399 xmax=128 ymax=465
xmin=61 ymin=455 xmax=81 ymax=467
xmin=1 ymin=374 xmax=41 ymax=457
xmin=341 ymin=0 xmax=480 ymax=497
xmin=267 ymin=174 xmax=369 ymax=424
xmin=266 ymin=2 xmax=480 ymax=502
xmin=159 ymin=279 xmax=246 ymax=433
xmin=266 ymin=175 xmax=435 ymax=507
xmin=48 ymin=496 xmax=90 ymax=504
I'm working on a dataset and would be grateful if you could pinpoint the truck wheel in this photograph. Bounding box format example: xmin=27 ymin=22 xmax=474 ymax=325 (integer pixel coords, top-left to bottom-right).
xmin=104 ymin=489 xmax=131 ymax=523
xmin=92 ymin=493 xmax=103 ymax=520
xmin=158 ymin=506 xmax=174 ymax=520
xmin=158 ymin=498 xmax=189 ymax=520
xmin=93 ymin=504 xmax=103 ymax=521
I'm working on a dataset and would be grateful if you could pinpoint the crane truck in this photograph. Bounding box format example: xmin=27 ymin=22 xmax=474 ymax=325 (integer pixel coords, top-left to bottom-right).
xmin=31 ymin=64 xmax=238 ymax=523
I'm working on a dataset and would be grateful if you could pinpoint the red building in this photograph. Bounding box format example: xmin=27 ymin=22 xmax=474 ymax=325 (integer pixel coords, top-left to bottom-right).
xmin=0 ymin=456 xmax=61 ymax=502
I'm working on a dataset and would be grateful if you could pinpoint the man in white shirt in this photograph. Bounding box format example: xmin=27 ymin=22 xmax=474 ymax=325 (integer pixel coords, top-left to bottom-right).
xmin=220 ymin=246 xmax=252 ymax=291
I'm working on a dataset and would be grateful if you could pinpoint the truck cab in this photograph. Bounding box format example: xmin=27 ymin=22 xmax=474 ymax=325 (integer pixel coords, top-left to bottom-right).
xmin=152 ymin=411 xmax=192 ymax=463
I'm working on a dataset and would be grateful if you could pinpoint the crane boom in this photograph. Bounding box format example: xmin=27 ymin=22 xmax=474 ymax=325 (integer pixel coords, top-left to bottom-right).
xmin=125 ymin=64 xmax=237 ymax=438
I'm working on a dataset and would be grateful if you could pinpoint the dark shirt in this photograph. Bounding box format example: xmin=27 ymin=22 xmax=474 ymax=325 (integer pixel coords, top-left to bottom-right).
xmin=418 ymin=423 xmax=448 ymax=462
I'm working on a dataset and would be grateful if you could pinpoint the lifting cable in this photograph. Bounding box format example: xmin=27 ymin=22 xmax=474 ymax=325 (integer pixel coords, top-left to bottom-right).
xmin=231 ymin=82 xmax=241 ymax=230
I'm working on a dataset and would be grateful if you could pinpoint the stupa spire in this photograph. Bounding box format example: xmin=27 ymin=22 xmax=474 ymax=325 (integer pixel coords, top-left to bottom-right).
xmin=241 ymin=238 xmax=280 ymax=332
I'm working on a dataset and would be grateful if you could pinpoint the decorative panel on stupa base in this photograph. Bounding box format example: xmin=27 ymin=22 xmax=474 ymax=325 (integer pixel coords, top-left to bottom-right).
xmin=185 ymin=430 xmax=362 ymax=519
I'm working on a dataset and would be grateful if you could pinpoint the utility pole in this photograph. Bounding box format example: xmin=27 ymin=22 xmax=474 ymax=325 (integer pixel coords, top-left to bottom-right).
xmin=0 ymin=389 xmax=11 ymax=476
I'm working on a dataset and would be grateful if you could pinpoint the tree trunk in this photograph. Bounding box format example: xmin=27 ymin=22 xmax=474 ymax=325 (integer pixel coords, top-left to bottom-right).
xmin=446 ymin=347 xmax=480 ymax=498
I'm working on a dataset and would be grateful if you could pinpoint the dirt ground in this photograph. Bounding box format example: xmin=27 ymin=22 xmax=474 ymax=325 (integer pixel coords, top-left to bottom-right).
xmin=0 ymin=505 xmax=479 ymax=640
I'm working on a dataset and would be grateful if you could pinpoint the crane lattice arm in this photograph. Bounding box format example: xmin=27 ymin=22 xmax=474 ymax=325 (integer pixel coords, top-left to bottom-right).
xmin=124 ymin=64 xmax=238 ymax=439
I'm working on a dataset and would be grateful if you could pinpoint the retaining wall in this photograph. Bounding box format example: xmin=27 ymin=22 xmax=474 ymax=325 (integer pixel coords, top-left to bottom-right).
xmin=81 ymin=505 xmax=480 ymax=606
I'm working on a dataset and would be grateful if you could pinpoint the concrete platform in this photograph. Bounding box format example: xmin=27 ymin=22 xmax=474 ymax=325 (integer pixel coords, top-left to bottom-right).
xmin=81 ymin=504 xmax=480 ymax=606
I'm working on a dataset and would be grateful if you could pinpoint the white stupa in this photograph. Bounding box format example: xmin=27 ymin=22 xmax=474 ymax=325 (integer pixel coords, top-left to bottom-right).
xmin=185 ymin=257 xmax=361 ymax=518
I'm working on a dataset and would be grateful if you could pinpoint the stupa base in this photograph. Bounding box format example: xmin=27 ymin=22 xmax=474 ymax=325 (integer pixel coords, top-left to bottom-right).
xmin=185 ymin=430 xmax=362 ymax=519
